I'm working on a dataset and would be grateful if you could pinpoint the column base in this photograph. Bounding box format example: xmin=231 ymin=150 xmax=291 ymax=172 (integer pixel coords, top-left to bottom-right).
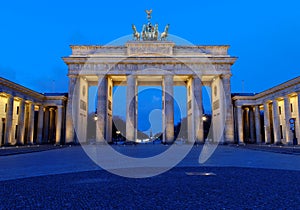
xmin=3 ymin=143 xmax=13 ymax=147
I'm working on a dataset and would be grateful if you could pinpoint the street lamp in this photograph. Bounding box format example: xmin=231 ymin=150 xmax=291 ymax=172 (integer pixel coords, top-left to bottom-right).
xmin=94 ymin=109 xmax=98 ymax=121
xmin=116 ymin=131 xmax=121 ymax=142
xmin=202 ymin=115 xmax=208 ymax=121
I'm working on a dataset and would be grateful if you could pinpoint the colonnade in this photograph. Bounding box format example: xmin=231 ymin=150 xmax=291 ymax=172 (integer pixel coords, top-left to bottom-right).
xmin=0 ymin=94 xmax=65 ymax=146
xmin=234 ymin=93 xmax=300 ymax=145
xmin=66 ymin=73 xmax=235 ymax=144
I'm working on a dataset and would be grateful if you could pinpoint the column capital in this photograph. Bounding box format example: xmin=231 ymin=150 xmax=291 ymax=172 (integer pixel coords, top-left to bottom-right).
xmin=68 ymin=75 xmax=80 ymax=79
xmin=272 ymin=98 xmax=280 ymax=103
xmin=5 ymin=93 xmax=13 ymax=99
xmin=126 ymin=74 xmax=137 ymax=81
xmin=220 ymin=73 xmax=232 ymax=79
xmin=192 ymin=74 xmax=203 ymax=80
xmin=126 ymin=74 xmax=136 ymax=78
xmin=283 ymin=95 xmax=290 ymax=102
xmin=97 ymin=74 xmax=107 ymax=78
xmin=25 ymin=100 xmax=34 ymax=105
xmin=163 ymin=74 xmax=174 ymax=79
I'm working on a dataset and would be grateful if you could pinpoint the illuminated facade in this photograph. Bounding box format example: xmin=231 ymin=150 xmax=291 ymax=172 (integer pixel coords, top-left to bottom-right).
xmin=0 ymin=77 xmax=67 ymax=146
xmin=232 ymin=77 xmax=300 ymax=145
xmin=62 ymin=41 xmax=237 ymax=144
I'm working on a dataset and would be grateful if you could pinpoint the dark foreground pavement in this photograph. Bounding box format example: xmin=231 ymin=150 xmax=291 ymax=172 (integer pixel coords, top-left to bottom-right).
xmin=0 ymin=166 xmax=299 ymax=209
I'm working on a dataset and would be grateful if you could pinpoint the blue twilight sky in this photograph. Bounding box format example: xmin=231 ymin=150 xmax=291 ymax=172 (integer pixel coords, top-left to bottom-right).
xmin=1 ymin=1 xmax=300 ymax=133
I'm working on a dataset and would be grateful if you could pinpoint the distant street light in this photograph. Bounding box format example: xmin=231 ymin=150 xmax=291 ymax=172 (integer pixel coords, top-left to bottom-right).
xmin=94 ymin=109 xmax=98 ymax=121
xmin=202 ymin=115 xmax=208 ymax=121
xmin=116 ymin=131 xmax=121 ymax=142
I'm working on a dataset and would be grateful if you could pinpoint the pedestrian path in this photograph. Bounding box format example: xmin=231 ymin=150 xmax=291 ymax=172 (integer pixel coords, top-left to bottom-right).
xmin=0 ymin=144 xmax=300 ymax=181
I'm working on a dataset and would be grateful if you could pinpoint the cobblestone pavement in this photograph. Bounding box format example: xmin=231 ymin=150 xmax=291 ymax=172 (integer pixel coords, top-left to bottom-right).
xmin=0 ymin=166 xmax=300 ymax=209
xmin=0 ymin=144 xmax=300 ymax=209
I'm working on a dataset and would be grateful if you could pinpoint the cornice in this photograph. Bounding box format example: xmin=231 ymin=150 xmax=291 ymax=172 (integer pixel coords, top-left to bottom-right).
xmin=232 ymin=76 xmax=300 ymax=104
xmin=0 ymin=77 xmax=44 ymax=100
xmin=62 ymin=56 xmax=237 ymax=65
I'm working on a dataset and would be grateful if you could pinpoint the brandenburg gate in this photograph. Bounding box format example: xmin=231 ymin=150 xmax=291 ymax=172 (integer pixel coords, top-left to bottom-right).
xmin=62 ymin=11 xmax=237 ymax=144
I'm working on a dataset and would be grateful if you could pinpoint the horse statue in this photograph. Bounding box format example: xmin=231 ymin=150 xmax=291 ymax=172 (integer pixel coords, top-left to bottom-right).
xmin=132 ymin=24 xmax=140 ymax=41
xmin=160 ymin=24 xmax=169 ymax=41
xmin=154 ymin=24 xmax=159 ymax=40
xmin=142 ymin=24 xmax=146 ymax=40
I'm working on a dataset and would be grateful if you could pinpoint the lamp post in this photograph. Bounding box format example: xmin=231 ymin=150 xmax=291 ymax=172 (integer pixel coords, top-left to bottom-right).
xmin=93 ymin=109 xmax=98 ymax=121
xmin=116 ymin=130 xmax=121 ymax=142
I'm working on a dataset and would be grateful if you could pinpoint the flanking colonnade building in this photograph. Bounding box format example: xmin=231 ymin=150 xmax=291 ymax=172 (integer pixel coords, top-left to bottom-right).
xmin=232 ymin=76 xmax=300 ymax=145
xmin=0 ymin=77 xmax=67 ymax=146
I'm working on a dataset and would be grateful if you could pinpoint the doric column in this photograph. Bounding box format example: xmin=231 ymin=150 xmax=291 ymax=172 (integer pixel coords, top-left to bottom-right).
xmin=163 ymin=75 xmax=174 ymax=144
xmin=236 ymin=106 xmax=244 ymax=144
xmin=263 ymin=102 xmax=271 ymax=144
xmin=221 ymin=74 xmax=234 ymax=143
xmin=96 ymin=75 xmax=108 ymax=142
xmin=193 ymin=77 xmax=204 ymax=143
xmin=249 ymin=107 xmax=255 ymax=143
xmin=17 ymin=99 xmax=25 ymax=145
xmin=55 ymin=106 xmax=63 ymax=144
xmin=43 ymin=108 xmax=49 ymax=142
xmin=244 ymin=107 xmax=250 ymax=142
xmin=48 ymin=108 xmax=55 ymax=142
xmin=283 ymin=96 xmax=293 ymax=144
xmin=4 ymin=95 xmax=14 ymax=145
xmin=254 ymin=105 xmax=262 ymax=143
xmin=65 ymin=77 xmax=77 ymax=143
xmin=272 ymin=99 xmax=281 ymax=144
xmin=126 ymin=75 xmax=137 ymax=142
xmin=36 ymin=105 xmax=44 ymax=144
xmin=27 ymin=102 xmax=35 ymax=144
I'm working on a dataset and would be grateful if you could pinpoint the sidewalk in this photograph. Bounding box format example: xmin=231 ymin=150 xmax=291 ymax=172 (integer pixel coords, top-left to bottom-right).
xmin=232 ymin=143 xmax=300 ymax=155
xmin=0 ymin=144 xmax=70 ymax=156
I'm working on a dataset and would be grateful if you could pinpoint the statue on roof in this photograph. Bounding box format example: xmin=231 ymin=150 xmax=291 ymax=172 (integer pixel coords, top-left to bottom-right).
xmin=160 ymin=24 xmax=169 ymax=41
xmin=132 ymin=24 xmax=140 ymax=41
xmin=145 ymin=9 xmax=152 ymax=21
xmin=132 ymin=9 xmax=170 ymax=41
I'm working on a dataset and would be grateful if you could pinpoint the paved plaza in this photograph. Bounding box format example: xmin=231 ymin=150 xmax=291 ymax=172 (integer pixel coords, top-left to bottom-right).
xmin=0 ymin=145 xmax=300 ymax=209
xmin=0 ymin=144 xmax=300 ymax=209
